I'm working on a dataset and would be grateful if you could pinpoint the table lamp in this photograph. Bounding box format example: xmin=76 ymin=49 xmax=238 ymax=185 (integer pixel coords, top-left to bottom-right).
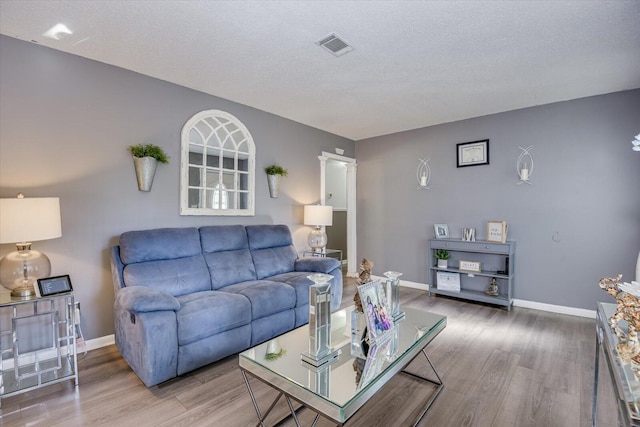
xmin=0 ymin=194 xmax=62 ymax=297
xmin=304 ymin=205 xmax=333 ymax=254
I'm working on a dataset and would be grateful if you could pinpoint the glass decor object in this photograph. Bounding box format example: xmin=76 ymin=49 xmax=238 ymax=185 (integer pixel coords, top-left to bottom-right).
xmin=302 ymin=273 xmax=339 ymax=366
xmin=304 ymin=205 xmax=333 ymax=254
xmin=516 ymin=145 xmax=534 ymax=185
xmin=0 ymin=195 xmax=62 ymax=297
xmin=384 ymin=271 xmax=405 ymax=322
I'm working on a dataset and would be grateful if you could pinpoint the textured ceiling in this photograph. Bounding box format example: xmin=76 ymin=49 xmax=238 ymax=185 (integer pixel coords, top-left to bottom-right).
xmin=1 ymin=1 xmax=639 ymax=141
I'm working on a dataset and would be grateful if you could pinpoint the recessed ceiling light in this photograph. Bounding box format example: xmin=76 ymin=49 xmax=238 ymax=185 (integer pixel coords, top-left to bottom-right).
xmin=42 ymin=23 xmax=73 ymax=40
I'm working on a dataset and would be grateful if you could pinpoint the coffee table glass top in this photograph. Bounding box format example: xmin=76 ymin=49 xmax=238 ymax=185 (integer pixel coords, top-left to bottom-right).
xmin=239 ymin=305 xmax=446 ymax=421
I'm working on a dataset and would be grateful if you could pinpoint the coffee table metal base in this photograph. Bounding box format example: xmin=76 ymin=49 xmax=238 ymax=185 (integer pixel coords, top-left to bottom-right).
xmin=241 ymin=348 xmax=443 ymax=427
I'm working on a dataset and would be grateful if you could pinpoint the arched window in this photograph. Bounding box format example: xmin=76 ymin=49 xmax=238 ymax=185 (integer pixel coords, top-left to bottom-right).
xmin=180 ymin=110 xmax=255 ymax=216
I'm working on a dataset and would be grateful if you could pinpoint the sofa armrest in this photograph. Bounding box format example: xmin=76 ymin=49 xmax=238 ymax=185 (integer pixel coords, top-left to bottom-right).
xmin=294 ymin=257 xmax=341 ymax=274
xmin=115 ymin=286 xmax=180 ymax=314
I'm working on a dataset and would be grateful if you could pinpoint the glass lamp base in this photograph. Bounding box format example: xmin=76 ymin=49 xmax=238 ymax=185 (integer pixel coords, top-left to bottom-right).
xmin=0 ymin=248 xmax=51 ymax=297
xmin=11 ymin=286 xmax=36 ymax=298
xmin=308 ymin=228 xmax=328 ymax=252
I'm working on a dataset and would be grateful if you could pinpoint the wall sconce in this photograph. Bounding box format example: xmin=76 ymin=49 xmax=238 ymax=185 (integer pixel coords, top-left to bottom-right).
xmin=417 ymin=157 xmax=431 ymax=190
xmin=516 ymin=145 xmax=534 ymax=185
xmin=632 ymin=133 xmax=640 ymax=152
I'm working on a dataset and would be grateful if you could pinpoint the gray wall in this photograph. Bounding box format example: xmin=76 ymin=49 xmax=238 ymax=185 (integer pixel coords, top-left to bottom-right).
xmin=0 ymin=35 xmax=355 ymax=340
xmin=356 ymin=89 xmax=640 ymax=311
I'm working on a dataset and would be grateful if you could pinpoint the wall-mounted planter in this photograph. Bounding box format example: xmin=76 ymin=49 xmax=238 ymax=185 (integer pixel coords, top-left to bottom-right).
xmin=267 ymin=174 xmax=281 ymax=198
xmin=129 ymin=144 xmax=169 ymax=192
xmin=265 ymin=165 xmax=287 ymax=198
xmin=133 ymin=156 xmax=158 ymax=192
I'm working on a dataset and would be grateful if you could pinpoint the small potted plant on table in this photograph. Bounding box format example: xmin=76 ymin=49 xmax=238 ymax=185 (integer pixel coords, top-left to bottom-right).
xmin=435 ymin=249 xmax=451 ymax=268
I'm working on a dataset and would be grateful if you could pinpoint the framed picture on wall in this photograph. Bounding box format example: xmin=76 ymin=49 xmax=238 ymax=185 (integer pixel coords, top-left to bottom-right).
xmin=457 ymin=139 xmax=490 ymax=167
xmin=487 ymin=220 xmax=507 ymax=243
xmin=434 ymin=224 xmax=449 ymax=239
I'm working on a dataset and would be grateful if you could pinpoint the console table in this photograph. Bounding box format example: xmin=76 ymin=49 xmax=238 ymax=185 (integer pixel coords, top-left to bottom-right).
xmin=0 ymin=292 xmax=78 ymax=408
xmin=593 ymin=302 xmax=640 ymax=426
xmin=428 ymin=239 xmax=515 ymax=310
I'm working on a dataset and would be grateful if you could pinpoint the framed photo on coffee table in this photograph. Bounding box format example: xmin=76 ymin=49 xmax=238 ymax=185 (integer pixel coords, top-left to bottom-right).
xmin=357 ymin=280 xmax=393 ymax=343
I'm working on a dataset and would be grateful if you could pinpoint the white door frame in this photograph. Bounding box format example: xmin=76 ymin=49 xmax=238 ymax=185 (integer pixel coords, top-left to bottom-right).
xmin=319 ymin=152 xmax=357 ymax=277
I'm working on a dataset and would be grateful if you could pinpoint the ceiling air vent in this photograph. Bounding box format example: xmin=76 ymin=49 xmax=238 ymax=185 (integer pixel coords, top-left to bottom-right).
xmin=316 ymin=33 xmax=353 ymax=57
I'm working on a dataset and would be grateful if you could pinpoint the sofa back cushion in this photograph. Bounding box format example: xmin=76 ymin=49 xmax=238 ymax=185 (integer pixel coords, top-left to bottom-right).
xmin=200 ymin=225 xmax=257 ymax=289
xmin=246 ymin=225 xmax=297 ymax=279
xmin=119 ymin=227 xmax=211 ymax=296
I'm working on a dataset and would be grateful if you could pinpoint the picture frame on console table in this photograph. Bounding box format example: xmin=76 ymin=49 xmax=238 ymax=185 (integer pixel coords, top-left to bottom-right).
xmin=436 ymin=271 xmax=461 ymax=292
xmin=487 ymin=220 xmax=507 ymax=243
xmin=434 ymin=224 xmax=449 ymax=239
xmin=357 ymin=280 xmax=393 ymax=343
xmin=459 ymin=260 xmax=481 ymax=273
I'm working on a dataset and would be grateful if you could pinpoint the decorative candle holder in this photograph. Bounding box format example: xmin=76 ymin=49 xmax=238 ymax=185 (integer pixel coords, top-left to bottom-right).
xmin=384 ymin=271 xmax=405 ymax=322
xmin=517 ymin=145 xmax=534 ymax=185
xmin=417 ymin=157 xmax=431 ymax=190
xmin=301 ymin=273 xmax=340 ymax=367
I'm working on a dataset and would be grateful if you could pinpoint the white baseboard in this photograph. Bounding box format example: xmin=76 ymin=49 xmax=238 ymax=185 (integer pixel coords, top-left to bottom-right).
xmin=512 ymin=299 xmax=595 ymax=319
xmin=85 ymin=334 xmax=115 ymax=351
xmin=369 ymin=275 xmax=595 ymax=319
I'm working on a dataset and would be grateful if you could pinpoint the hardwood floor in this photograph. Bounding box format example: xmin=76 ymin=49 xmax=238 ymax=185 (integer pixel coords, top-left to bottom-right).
xmin=1 ymin=277 xmax=617 ymax=426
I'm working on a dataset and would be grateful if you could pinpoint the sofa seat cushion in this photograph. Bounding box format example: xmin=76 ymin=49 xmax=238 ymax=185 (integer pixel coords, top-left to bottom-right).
xmin=175 ymin=291 xmax=251 ymax=346
xmin=265 ymin=272 xmax=314 ymax=308
xmin=220 ymin=280 xmax=296 ymax=320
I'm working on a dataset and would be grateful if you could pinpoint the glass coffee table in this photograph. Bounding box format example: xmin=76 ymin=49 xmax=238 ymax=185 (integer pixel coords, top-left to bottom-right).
xmin=239 ymin=306 xmax=447 ymax=426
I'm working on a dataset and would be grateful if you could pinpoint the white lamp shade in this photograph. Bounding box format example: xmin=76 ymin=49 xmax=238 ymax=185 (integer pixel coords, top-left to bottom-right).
xmin=304 ymin=205 xmax=333 ymax=227
xmin=0 ymin=197 xmax=62 ymax=243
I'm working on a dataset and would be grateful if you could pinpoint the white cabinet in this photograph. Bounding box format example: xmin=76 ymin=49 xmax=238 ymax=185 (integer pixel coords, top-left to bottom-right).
xmin=428 ymin=239 xmax=515 ymax=310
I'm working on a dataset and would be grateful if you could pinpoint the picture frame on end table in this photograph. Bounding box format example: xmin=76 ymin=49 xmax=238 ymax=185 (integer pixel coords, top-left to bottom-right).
xmin=487 ymin=220 xmax=507 ymax=243
xmin=434 ymin=224 xmax=449 ymax=239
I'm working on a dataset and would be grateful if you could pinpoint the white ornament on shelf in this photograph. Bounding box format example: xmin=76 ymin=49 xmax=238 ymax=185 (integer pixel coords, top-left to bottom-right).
xmin=516 ymin=145 xmax=534 ymax=185
xmin=417 ymin=157 xmax=431 ymax=190
xmin=632 ymin=133 xmax=640 ymax=152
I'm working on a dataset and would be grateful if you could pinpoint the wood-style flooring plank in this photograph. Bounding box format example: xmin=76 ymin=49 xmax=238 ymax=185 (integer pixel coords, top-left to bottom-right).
xmin=0 ymin=277 xmax=617 ymax=426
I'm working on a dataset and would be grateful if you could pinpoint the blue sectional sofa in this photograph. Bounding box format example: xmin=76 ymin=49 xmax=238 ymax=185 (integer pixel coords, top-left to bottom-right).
xmin=110 ymin=224 xmax=343 ymax=387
